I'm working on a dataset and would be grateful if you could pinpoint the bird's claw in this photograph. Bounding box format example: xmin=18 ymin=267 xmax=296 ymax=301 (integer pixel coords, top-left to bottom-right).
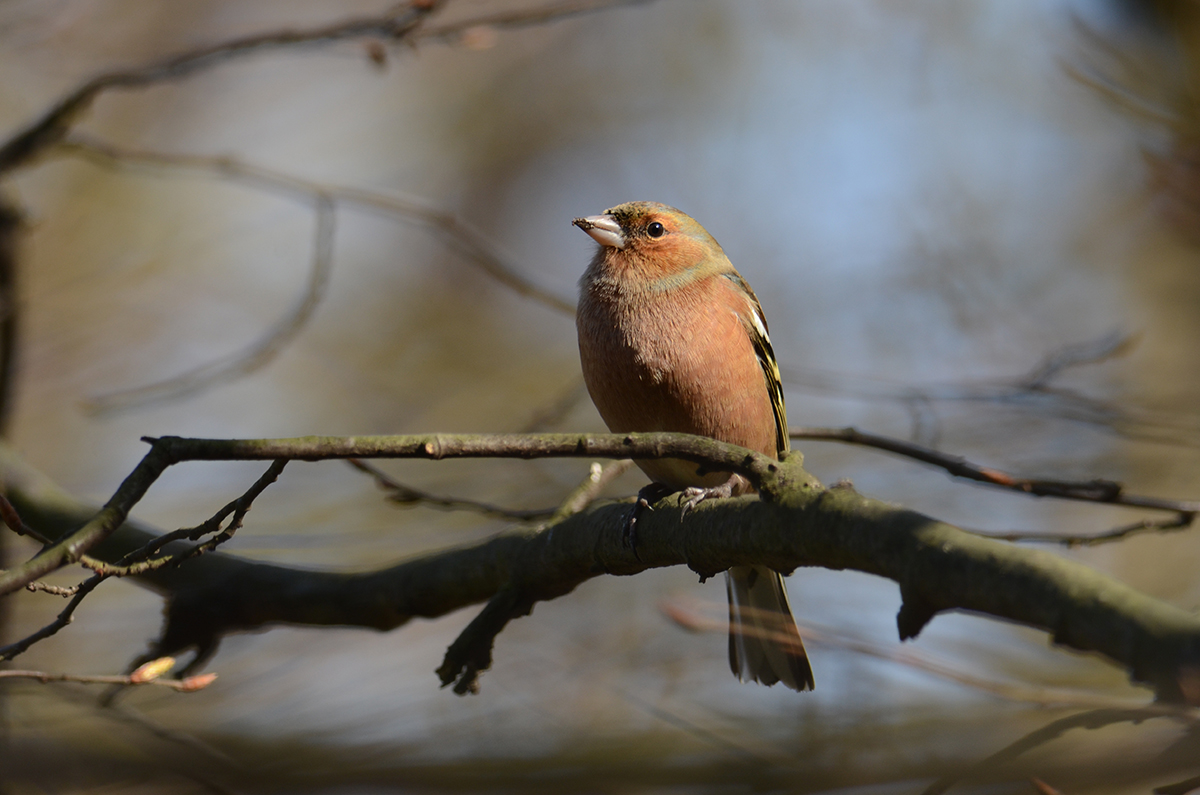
xmin=624 ymin=482 xmax=675 ymax=558
xmin=679 ymin=480 xmax=738 ymax=520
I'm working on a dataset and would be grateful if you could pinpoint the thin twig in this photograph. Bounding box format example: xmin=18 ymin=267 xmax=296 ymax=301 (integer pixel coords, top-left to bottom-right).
xmin=84 ymin=458 xmax=288 ymax=577
xmin=0 ymin=492 xmax=53 ymax=544
xmin=348 ymin=458 xmax=556 ymax=521
xmin=0 ymin=432 xmax=785 ymax=597
xmin=0 ymin=668 xmax=215 ymax=691
xmin=0 ymin=460 xmax=286 ymax=659
xmin=416 ymin=0 xmax=656 ymax=44
xmin=349 ymin=456 xmax=631 ymax=523
xmin=1019 ymin=329 xmax=1138 ymax=390
xmin=24 ymin=581 xmax=79 ymax=596
xmin=548 ymin=459 xmax=633 ymax=522
xmin=790 ymin=425 xmax=1200 ymax=514
xmin=0 ymin=572 xmax=104 ymax=660
xmin=979 ymin=513 xmax=1195 ymax=547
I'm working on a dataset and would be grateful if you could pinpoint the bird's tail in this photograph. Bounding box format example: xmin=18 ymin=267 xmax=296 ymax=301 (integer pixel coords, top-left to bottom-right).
xmin=725 ymin=565 xmax=814 ymax=691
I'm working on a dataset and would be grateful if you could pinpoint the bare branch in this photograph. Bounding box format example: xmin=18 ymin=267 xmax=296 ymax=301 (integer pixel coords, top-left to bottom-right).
xmin=0 ymin=0 xmax=657 ymax=175
xmin=416 ymin=0 xmax=656 ymax=44
xmin=24 ymin=580 xmax=79 ymax=597
xmin=0 ymin=668 xmax=216 ymax=691
xmin=790 ymin=425 xmax=1200 ymax=514
xmin=348 ymin=457 xmax=557 ymax=521
xmin=0 ymin=3 xmax=442 ymax=173
xmin=6 ymin=431 xmax=1200 ymax=700
xmin=548 ymin=459 xmax=633 ymax=522
xmin=0 ymin=572 xmax=104 ymax=660
xmin=348 ymin=456 xmax=630 ymax=523
xmin=91 ymin=458 xmax=288 ymax=577
xmin=1018 ymin=329 xmax=1138 ymax=390
xmin=0 ymin=432 xmax=781 ymax=597
xmin=981 ymin=513 xmax=1195 ymax=547
xmin=0 ymin=459 xmax=285 ymax=658
xmin=0 ymin=492 xmax=53 ymax=545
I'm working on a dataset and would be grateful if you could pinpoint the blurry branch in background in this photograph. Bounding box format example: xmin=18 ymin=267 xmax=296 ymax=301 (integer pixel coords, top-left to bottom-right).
xmin=3 ymin=433 xmax=1200 ymax=701
xmin=1158 ymin=773 xmax=1200 ymax=795
xmin=0 ymin=0 xmax=656 ymax=174
xmin=55 ymin=136 xmax=573 ymax=414
xmin=1065 ymin=18 xmax=1177 ymax=127
xmin=348 ymin=457 xmax=555 ymax=521
xmin=89 ymin=189 xmax=333 ymax=415
xmin=783 ymin=328 xmax=1200 ymax=448
xmin=55 ymin=136 xmax=574 ymax=314
xmin=1071 ymin=4 xmax=1200 ymax=253
xmin=0 ymin=0 xmax=644 ymax=413
xmin=416 ymin=0 xmax=655 ymax=45
xmin=346 ymin=456 xmax=631 ymax=524
xmin=0 ymin=201 xmax=20 ymax=669
xmin=660 ymin=594 xmax=1187 ymax=712
xmin=0 ymin=205 xmax=19 ymax=437
xmin=981 ymin=513 xmax=1195 ymax=547
xmin=0 ymin=1 xmax=439 ymax=173
xmin=922 ymin=708 xmax=1195 ymax=795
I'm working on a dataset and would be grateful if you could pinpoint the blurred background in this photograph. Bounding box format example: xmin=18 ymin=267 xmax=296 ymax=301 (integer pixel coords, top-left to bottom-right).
xmin=3 ymin=0 xmax=1200 ymax=791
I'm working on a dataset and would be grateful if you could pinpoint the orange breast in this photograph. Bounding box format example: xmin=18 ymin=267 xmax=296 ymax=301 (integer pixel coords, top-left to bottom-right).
xmin=576 ymin=275 xmax=777 ymax=490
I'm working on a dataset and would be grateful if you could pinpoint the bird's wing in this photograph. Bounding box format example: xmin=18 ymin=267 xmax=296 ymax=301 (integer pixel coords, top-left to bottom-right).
xmin=725 ymin=273 xmax=789 ymax=457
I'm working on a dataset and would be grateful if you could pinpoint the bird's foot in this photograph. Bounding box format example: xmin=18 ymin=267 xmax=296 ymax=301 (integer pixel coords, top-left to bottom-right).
xmin=624 ymin=482 xmax=676 ymax=558
xmin=680 ymin=474 xmax=746 ymax=519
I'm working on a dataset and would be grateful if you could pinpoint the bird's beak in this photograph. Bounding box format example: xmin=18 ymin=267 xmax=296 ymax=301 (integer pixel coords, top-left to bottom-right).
xmin=572 ymin=214 xmax=625 ymax=250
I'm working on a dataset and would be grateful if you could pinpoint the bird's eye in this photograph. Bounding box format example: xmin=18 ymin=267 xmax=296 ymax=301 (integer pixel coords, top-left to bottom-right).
xmin=646 ymin=222 xmax=665 ymax=238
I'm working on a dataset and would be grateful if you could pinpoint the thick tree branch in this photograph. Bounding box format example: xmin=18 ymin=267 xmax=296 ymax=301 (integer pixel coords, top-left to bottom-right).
xmin=0 ymin=431 xmax=786 ymax=596
xmin=3 ymin=434 xmax=1200 ymax=700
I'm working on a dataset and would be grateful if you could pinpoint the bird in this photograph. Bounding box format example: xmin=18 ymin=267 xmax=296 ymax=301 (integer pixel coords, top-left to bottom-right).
xmin=573 ymin=201 xmax=814 ymax=691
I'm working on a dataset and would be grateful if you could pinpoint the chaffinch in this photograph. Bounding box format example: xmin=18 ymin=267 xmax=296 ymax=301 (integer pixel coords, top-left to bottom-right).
xmin=573 ymin=201 xmax=814 ymax=691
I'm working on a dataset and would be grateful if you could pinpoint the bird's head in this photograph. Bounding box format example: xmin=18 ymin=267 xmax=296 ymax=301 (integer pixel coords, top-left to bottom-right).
xmin=573 ymin=201 xmax=727 ymax=285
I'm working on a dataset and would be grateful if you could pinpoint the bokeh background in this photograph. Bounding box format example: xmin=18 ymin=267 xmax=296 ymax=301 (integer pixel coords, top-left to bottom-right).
xmin=3 ymin=0 xmax=1200 ymax=791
